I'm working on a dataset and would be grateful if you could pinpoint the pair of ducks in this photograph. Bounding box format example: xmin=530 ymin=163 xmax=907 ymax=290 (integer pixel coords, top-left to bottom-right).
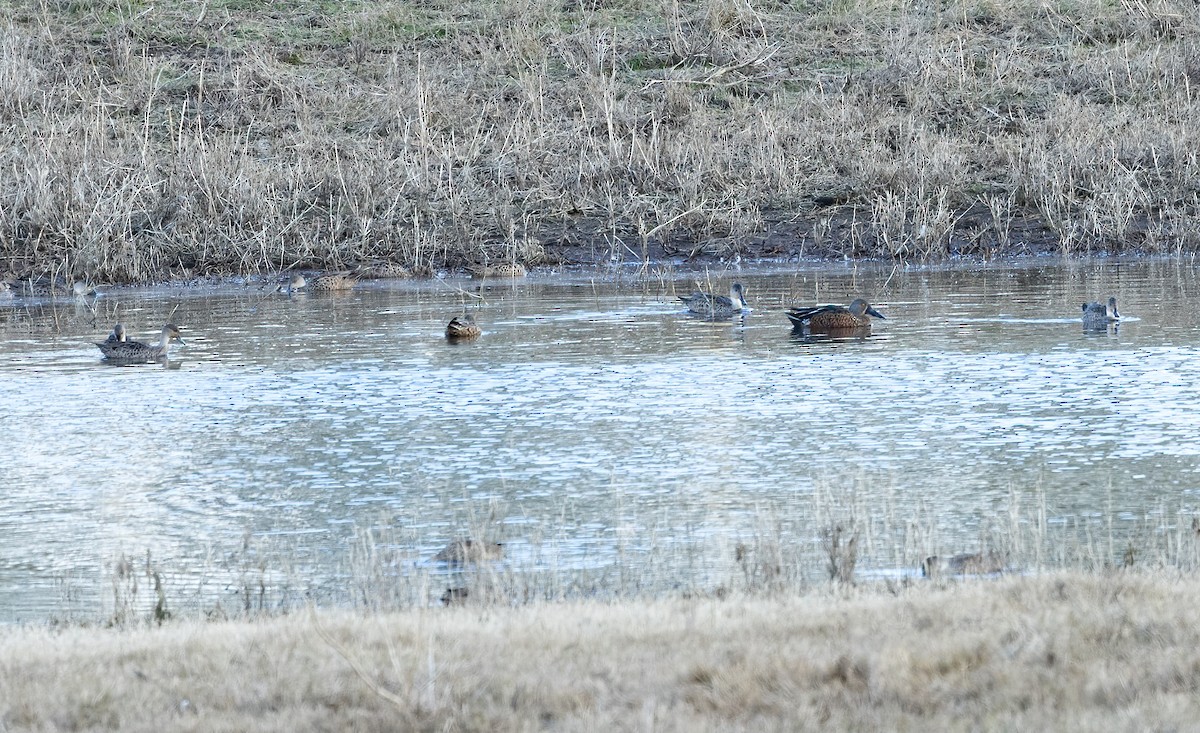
xmin=95 ymin=323 xmax=185 ymax=361
xmin=680 ymin=282 xmax=887 ymax=331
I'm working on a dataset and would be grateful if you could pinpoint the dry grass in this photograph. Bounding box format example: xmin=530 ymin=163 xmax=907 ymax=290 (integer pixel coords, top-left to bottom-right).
xmin=2 ymin=1 xmax=1200 ymax=283
xmin=3 ymin=571 xmax=1200 ymax=730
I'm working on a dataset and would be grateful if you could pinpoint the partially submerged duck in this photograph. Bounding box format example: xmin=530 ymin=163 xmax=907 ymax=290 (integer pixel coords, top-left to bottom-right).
xmin=787 ymin=298 xmax=885 ymax=332
xmin=445 ymin=314 xmax=482 ymax=339
xmin=1081 ymin=296 xmax=1119 ymax=323
xmin=96 ymin=323 xmax=185 ymax=362
xmin=921 ymin=551 xmax=1005 ymax=578
xmin=679 ymin=282 xmax=749 ymax=319
xmin=433 ymin=539 xmax=504 ymax=565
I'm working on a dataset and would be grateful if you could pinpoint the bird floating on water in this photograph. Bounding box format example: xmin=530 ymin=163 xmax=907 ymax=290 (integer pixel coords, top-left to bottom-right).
xmin=921 ymin=551 xmax=1006 ymax=578
xmin=469 ymin=263 xmax=527 ymax=278
xmin=96 ymin=323 xmax=185 ymax=362
xmin=275 ymin=272 xmax=356 ymax=294
xmin=433 ymin=539 xmax=504 ymax=565
xmin=786 ymin=298 xmax=885 ymax=332
xmin=101 ymin=323 xmax=126 ymax=344
xmin=445 ymin=314 xmax=482 ymax=339
xmin=1081 ymin=296 xmax=1119 ymax=324
xmin=678 ymin=282 xmax=749 ymax=319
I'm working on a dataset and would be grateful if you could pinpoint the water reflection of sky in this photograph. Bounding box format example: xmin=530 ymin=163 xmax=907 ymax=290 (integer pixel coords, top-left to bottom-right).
xmin=1 ymin=258 xmax=1199 ymax=619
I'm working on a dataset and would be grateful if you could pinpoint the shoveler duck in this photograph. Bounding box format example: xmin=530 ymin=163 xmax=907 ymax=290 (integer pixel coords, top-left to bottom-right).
xmin=679 ymin=282 xmax=749 ymax=319
xmin=469 ymin=262 xmax=527 ymax=278
xmin=921 ymin=551 xmax=1005 ymax=578
xmin=786 ymin=298 xmax=885 ymax=331
xmin=445 ymin=314 xmax=482 ymax=339
xmin=433 ymin=539 xmax=504 ymax=565
xmin=1081 ymin=296 xmax=1119 ymax=323
xmin=96 ymin=323 xmax=185 ymax=361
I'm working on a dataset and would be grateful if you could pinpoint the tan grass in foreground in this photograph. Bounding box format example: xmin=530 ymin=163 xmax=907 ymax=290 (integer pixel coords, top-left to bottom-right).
xmin=2 ymin=1 xmax=1200 ymax=282
xmin=3 ymin=572 xmax=1200 ymax=730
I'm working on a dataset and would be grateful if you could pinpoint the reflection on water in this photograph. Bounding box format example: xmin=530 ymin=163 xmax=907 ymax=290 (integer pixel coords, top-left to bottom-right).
xmin=2 ymin=258 xmax=1200 ymax=620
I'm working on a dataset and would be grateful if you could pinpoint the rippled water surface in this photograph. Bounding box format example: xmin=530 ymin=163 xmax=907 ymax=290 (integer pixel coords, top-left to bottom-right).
xmin=3 ymin=258 xmax=1200 ymax=621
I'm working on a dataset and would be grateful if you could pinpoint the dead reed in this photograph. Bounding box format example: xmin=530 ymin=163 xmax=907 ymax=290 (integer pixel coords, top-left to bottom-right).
xmin=6 ymin=571 xmax=1200 ymax=730
xmin=2 ymin=1 xmax=1200 ymax=283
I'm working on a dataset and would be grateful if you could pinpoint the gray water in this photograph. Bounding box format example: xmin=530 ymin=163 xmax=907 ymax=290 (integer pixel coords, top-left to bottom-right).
xmin=2 ymin=258 xmax=1199 ymax=621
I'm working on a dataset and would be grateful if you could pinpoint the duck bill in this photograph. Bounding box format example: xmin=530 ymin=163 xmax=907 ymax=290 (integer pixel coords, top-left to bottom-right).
xmin=867 ymin=307 xmax=886 ymax=319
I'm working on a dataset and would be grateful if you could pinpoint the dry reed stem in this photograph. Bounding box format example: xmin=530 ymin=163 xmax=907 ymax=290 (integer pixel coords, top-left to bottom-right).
xmin=2 ymin=2 xmax=1200 ymax=282
xmin=4 ymin=572 xmax=1200 ymax=730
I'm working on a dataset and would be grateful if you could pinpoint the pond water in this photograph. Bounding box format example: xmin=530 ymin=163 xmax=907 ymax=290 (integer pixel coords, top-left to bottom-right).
xmin=2 ymin=257 xmax=1200 ymax=622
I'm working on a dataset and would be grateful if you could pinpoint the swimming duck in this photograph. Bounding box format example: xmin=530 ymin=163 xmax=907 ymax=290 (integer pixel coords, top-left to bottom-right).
xmin=307 ymin=272 xmax=357 ymax=292
xmin=679 ymin=282 xmax=749 ymax=318
xmin=96 ymin=323 xmax=185 ymax=361
xmin=72 ymin=281 xmax=97 ymax=298
xmin=469 ymin=262 xmax=527 ymax=278
xmin=445 ymin=314 xmax=482 ymax=339
xmin=352 ymin=261 xmax=412 ymax=279
xmin=433 ymin=539 xmax=504 ymax=565
xmin=920 ymin=551 xmax=1005 ymax=578
xmin=1081 ymin=296 xmax=1119 ymax=323
xmin=441 ymin=587 xmax=470 ymax=606
xmin=786 ymin=298 xmax=885 ymax=331
xmin=100 ymin=323 xmax=127 ymax=344
xmin=278 ymin=272 xmax=357 ymax=294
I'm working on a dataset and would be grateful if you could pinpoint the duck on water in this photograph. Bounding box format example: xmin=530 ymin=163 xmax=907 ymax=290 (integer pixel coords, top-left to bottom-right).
xmin=679 ymin=282 xmax=750 ymax=319
xmin=96 ymin=323 xmax=185 ymax=362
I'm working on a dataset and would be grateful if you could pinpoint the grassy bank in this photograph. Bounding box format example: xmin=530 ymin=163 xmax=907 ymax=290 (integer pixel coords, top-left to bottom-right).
xmin=3 ymin=572 xmax=1200 ymax=730
xmin=2 ymin=1 xmax=1200 ymax=283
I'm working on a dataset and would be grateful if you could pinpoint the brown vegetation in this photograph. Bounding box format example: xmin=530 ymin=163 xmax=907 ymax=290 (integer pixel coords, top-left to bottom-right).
xmin=2 ymin=1 xmax=1200 ymax=283
xmin=4 ymin=572 xmax=1200 ymax=730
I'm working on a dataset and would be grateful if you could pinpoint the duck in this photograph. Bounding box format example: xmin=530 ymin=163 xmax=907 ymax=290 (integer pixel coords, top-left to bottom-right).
xmin=469 ymin=262 xmax=527 ymax=278
xmin=96 ymin=323 xmax=185 ymax=361
xmin=1081 ymin=296 xmax=1119 ymax=323
xmin=72 ymin=281 xmax=96 ymax=298
xmin=441 ymin=587 xmax=470 ymax=606
xmin=433 ymin=539 xmax=504 ymax=565
xmin=278 ymin=272 xmax=357 ymax=294
xmin=99 ymin=323 xmax=127 ymax=344
xmin=678 ymin=282 xmax=749 ymax=319
xmin=786 ymin=298 xmax=885 ymax=331
xmin=920 ymin=551 xmax=1005 ymax=578
xmin=352 ymin=261 xmax=412 ymax=279
xmin=445 ymin=314 xmax=482 ymax=339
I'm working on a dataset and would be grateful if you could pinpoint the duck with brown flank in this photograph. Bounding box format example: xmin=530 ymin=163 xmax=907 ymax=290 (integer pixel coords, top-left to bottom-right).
xmin=433 ymin=539 xmax=504 ymax=565
xmin=787 ymin=298 xmax=885 ymax=332
xmin=445 ymin=315 xmax=482 ymax=339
